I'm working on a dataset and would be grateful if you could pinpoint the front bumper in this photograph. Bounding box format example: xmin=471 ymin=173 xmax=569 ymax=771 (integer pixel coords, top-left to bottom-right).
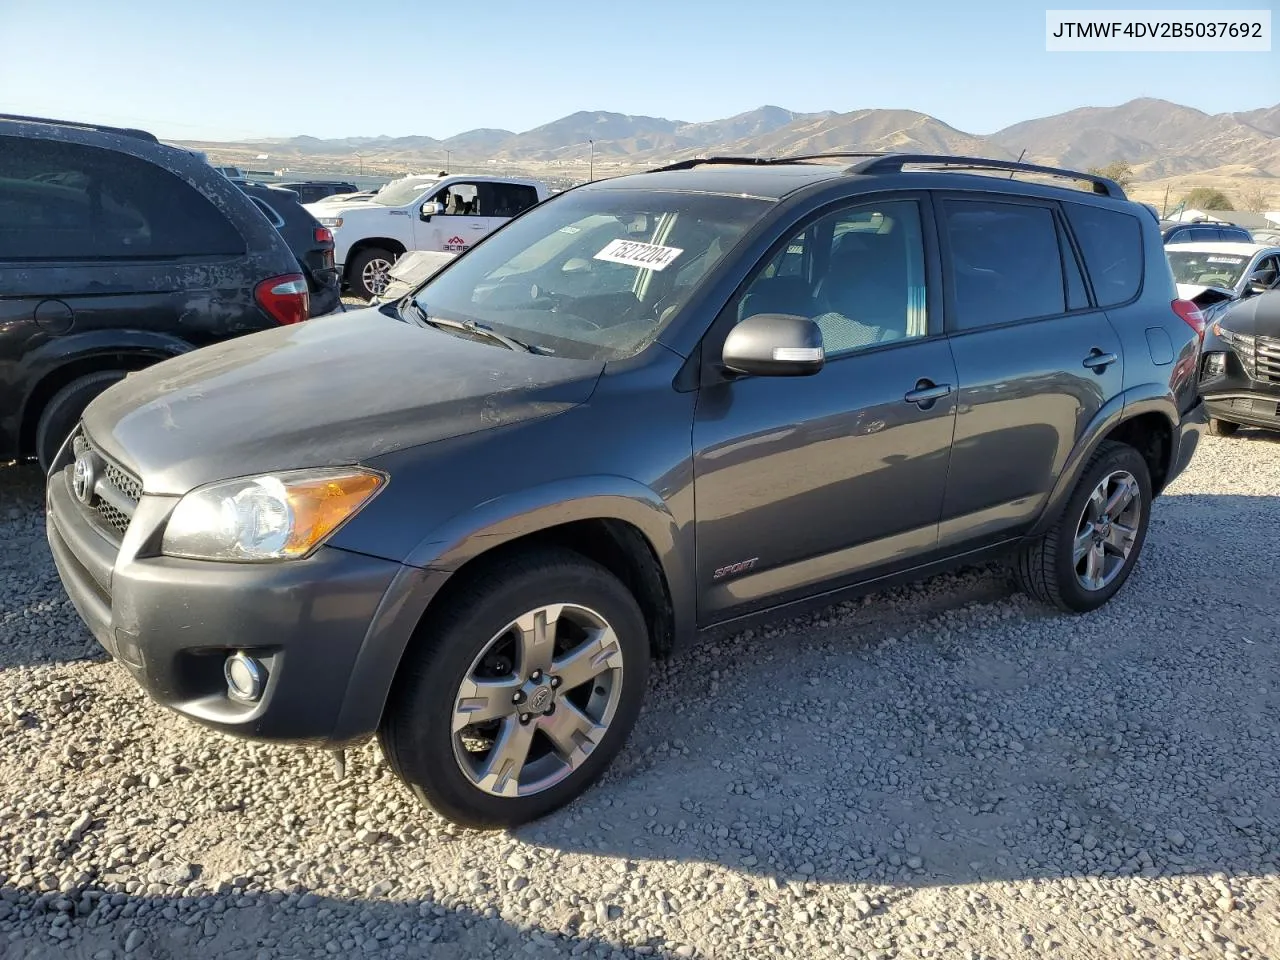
xmin=45 ymin=445 xmax=409 ymax=746
xmin=1199 ymin=344 xmax=1280 ymax=430
xmin=1205 ymin=393 xmax=1280 ymax=429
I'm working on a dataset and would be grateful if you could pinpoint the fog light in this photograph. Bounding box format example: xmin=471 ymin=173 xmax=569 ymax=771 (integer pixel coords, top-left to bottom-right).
xmin=224 ymin=652 xmax=265 ymax=702
xmin=1202 ymin=352 xmax=1226 ymax=378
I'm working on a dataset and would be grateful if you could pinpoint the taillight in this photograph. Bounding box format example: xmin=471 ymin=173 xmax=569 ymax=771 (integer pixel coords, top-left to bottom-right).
xmin=1172 ymin=299 xmax=1205 ymax=338
xmin=255 ymin=273 xmax=310 ymax=325
xmin=314 ymin=226 xmax=333 ymax=244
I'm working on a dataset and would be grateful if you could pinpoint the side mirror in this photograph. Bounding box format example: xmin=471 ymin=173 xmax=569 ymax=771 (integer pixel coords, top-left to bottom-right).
xmin=1246 ymin=271 xmax=1271 ymax=296
xmin=722 ymin=313 xmax=824 ymax=377
xmin=420 ymin=201 xmax=443 ymax=220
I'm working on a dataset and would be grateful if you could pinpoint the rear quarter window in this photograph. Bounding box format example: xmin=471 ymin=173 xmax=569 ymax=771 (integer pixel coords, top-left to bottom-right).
xmin=1063 ymin=202 xmax=1144 ymax=306
xmin=0 ymin=136 xmax=246 ymax=261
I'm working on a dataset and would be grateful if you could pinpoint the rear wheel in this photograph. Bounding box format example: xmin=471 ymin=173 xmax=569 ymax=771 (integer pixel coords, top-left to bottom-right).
xmin=35 ymin=371 xmax=127 ymax=474
xmin=348 ymin=247 xmax=397 ymax=300
xmin=1013 ymin=440 xmax=1152 ymax=613
xmin=1208 ymin=418 xmax=1239 ymax=437
xmin=379 ymin=547 xmax=649 ymax=828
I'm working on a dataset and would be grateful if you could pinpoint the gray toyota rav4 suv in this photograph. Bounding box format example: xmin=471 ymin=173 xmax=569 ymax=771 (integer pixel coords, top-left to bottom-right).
xmin=46 ymin=154 xmax=1207 ymax=827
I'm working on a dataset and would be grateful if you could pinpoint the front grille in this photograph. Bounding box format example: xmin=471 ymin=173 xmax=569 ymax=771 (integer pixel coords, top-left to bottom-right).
xmin=1257 ymin=336 xmax=1280 ymax=384
xmin=69 ymin=431 xmax=142 ymax=539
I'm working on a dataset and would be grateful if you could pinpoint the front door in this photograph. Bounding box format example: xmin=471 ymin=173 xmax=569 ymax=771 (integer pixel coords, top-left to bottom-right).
xmin=933 ymin=194 xmax=1125 ymax=548
xmin=416 ymin=181 xmax=490 ymax=254
xmin=693 ymin=196 xmax=959 ymax=623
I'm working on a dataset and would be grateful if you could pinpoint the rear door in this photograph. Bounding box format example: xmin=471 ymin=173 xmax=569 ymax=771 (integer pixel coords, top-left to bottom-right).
xmin=934 ymin=194 xmax=1124 ymax=550
xmin=478 ymin=182 xmax=541 ymax=235
xmin=0 ymin=134 xmax=249 ymax=454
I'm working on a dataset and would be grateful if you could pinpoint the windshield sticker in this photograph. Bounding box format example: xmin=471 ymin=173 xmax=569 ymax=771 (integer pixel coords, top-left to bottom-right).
xmin=593 ymin=238 xmax=684 ymax=272
xmin=559 ymin=226 xmax=582 ymax=234
xmin=1206 ymin=256 xmax=1244 ymax=264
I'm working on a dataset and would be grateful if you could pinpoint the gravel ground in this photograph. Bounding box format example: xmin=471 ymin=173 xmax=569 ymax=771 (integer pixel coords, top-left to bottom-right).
xmin=1 ymin=431 xmax=1279 ymax=960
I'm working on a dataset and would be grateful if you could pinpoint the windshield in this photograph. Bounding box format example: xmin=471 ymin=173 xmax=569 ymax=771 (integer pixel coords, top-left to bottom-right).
xmin=1167 ymin=251 xmax=1250 ymax=289
xmin=409 ymin=188 xmax=772 ymax=360
xmin=373 ymin=177 xmax=439 ymax=207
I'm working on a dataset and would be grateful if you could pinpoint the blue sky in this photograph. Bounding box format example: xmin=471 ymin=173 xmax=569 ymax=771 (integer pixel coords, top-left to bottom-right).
xmin=1 ymin=0 xmax=1275 ymax=141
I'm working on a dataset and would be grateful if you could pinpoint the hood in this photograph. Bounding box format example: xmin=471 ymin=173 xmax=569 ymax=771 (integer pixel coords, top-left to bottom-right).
xmin=82 ymin=309 xmax=604 ymax=495
xmin=1177 ymin=282 xmax=1237 ymax=304
xmin=1212 ymin=289 xmax=1280 ymax=338
xmin=305 ymin=195 xmax=382 ymax=215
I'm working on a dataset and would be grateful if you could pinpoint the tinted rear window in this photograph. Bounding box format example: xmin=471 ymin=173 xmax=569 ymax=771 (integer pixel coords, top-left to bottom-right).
xmin=941 ymin=199 xmax=1065 ymax=330
xmin=0 ymin=136 xmax=245 ymax=261
xmin=1063 ymin=202 xmax=1144 ymax=306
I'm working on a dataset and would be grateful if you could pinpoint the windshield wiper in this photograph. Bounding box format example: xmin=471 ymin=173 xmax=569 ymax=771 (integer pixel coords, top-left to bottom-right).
xmin=404 ymin=300 xmax=541 ymax=354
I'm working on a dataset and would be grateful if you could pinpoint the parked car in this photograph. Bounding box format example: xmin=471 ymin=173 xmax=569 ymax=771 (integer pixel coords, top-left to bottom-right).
xmin=306 ymin=173 xmax=548 ymax=299
xmin=233 ymin=180 xmax=341 ymax=316
xmin=46 ymin=152 xmax=1206 ymax=828
xmin=1161 ymin=219 xmax=1253 ymax=244
xmin=1167 ymin=242 xmax=1280 ymax=325
xmin=1199 ymin=287 xmax=1280 ymax=436
xmin=0 ymin=113 xmax=309 ymax=471
xmin=275 ymin=181 xmax=360 ymax=205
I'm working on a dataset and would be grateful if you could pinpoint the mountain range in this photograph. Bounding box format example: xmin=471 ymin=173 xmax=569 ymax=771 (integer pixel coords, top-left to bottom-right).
xmin=182 ymin=98 xmax=1280 ymax=178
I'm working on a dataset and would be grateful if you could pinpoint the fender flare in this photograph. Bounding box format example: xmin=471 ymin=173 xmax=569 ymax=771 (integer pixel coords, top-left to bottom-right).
xmin=1028 ymin=384 xmax=1179 ymax=538
xmin=330 ymin=475 xmax=695 ymax=743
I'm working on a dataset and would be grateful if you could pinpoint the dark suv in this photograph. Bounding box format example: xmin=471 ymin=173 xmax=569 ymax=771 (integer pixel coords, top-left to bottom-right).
xmin=0 ymin=114 xmax=310 ymax=470
xmin=45 ymin=153 xmax=1207 ymax=828
xmin=233 ymin=180 xmax=341 ymax=316
xmin=1162 ymin=220 xmax=1253 ymax=244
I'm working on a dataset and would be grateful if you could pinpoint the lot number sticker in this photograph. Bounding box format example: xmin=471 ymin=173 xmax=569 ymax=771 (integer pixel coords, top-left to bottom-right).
xmin=594 ymin=238 xmax=684 ymax=271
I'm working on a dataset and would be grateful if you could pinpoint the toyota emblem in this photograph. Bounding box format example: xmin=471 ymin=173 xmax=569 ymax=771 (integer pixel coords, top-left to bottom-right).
xmin=72 ymin=452 xmax=96 ymax=504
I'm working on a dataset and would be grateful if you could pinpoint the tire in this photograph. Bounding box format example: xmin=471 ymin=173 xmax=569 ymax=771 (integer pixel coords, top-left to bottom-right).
xmin=1208 ymin=418 xmax=1239 ymax=437
xmin=347 ymin=247 xmax=397 ymax=300
xmin=35 ymin=371 xmax=127 ymax=474
xmin=1012 ymin=440 xmax=1152 ymax=613
xmin=379 ymin=547 xmax=650 ymax=829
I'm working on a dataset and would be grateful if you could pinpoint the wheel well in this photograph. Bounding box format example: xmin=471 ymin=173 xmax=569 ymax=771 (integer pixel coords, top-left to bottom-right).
xmin=1104 ymin=412 xmax=1173 ymax=494
xmin=421 ymin=519 xmax=676 ymax=660
xmin=19 ymin=353 xmax=167 ymax=458
xmin=344 ymin=238 xmax=406 ymax=280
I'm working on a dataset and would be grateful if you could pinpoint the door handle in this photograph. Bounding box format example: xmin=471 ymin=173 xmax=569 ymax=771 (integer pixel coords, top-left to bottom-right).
xmin=1082 ymin=349 xmax=1118 ymax=372
xmin=904 ymin=380 xmax=953 ymax=407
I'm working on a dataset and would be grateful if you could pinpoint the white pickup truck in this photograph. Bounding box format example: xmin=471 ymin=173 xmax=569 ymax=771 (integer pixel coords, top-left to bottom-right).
xmin=306 ymin=173 xmax=549 ymax=299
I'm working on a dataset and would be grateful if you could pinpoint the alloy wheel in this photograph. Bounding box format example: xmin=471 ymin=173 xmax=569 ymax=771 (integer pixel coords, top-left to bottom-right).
xmin=361 ymin=257 xmax=392 ymax=296
xmin=451 ymin=603 xmax=625 ymax=798
xmin=1073 ymin=469 xmax=1142 ymax=592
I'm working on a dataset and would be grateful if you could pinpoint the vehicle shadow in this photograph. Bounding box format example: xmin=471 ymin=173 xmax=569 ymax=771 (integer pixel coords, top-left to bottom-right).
xmin=2 ymin=885 xmax=685 ymax=960
xmin=515 ymin=493 xmax=1280 ymax=894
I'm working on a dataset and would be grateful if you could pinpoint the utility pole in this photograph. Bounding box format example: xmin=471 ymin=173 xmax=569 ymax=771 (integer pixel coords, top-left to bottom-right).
xmin=588 ymin=139 xmax=594 ymax=182
xmin=445 ymin=150 xmax=452 ymax=174
xmin=354 ymin=153 xmax=363 ymax=176
xmin=1162 ymin=185 xmax=1170 ymax=218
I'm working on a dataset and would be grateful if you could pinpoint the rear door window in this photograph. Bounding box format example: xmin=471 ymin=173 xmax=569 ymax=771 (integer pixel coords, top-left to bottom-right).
xmin=1063 ymin=202 xmax=1144 ymax=306
xmin=940 ymin=199 xmax=1066 ymax=330
xmin=0 ymin=136 xmax=245 ymax=261
xmin=481 ymin=182 xmax=541 ymax=218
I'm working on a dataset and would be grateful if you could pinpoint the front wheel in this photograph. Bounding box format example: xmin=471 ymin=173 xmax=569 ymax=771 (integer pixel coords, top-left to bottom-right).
xmin=379 ymin=548 xmax=650 ymax=828
xmin=1208 ymin=418 xmax=1239 ymax=437
xmin=1013 ymin=441 xmax=1152 ymax=613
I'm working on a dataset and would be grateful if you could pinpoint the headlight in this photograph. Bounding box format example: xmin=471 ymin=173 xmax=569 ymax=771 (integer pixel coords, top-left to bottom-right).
xmin=317 ymin=216 xmax=343 ymax=228
xmin=162 ymin=467 xmax=385 ymax=561
xmin=1212 ymin=322 xmax=1258 ymax=378
xmin=1213 ymin=322 xmax=1253 ymax=349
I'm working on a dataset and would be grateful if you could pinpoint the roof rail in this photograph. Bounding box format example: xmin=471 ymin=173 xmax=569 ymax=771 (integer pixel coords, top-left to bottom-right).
xmin=648 ymin=152 xmax=892 ymax=173
xmin=845 ymin=153 xmax=1125 ymax=199
xmin=0 ymin=113 xmax=159 ymax=143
